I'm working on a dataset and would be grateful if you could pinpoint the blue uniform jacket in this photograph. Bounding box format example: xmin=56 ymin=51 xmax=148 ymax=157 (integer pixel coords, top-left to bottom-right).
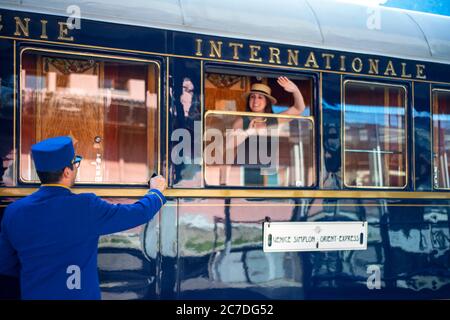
xmin=0 ymin=185 xmax=166 ymax=300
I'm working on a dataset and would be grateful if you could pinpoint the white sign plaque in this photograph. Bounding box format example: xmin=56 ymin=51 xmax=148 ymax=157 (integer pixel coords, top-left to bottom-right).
xmin=263 ymin=221 xmax=367 ymax=252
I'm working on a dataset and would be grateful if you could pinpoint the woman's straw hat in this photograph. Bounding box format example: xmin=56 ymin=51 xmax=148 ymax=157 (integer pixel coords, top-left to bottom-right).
xmin=243 ymin=83 xmax=277 ymax=104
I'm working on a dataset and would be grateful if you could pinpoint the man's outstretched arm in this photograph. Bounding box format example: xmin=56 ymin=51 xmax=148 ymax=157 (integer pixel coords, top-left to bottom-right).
xmin=88 ymin=175 xmax=167 ymax=236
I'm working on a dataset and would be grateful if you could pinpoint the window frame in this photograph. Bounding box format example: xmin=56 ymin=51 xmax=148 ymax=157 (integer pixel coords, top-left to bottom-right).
xmin=204 ymin=65 xmax=316 ymax=116
xmin=431 ymin=88 xmax=450 ymax=191
xmin=18 ymin=47 xmax=162 ymax=186
xmin=342 ymin=79 xmax=409 ymax=190
xmin=202 ymin=64 xmax=318 ymax=189
xmin=203 ymin=110 xmax=316 ymax=188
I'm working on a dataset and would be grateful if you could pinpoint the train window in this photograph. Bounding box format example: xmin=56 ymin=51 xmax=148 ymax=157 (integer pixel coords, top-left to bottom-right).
xmin=204 ymin=111 xmax=315 ymax=187
xmin=432 ymin=89 xmax=450 ymax=189
xmin=204 ymin=71 xmax=315 ymax=187
xmin=20 ymin=50 xmax=159 ymax=185
xmin=343 ymin=81 xmax=407 ymax=188
xmin=205 ymin=71 xmax=313 ymax=116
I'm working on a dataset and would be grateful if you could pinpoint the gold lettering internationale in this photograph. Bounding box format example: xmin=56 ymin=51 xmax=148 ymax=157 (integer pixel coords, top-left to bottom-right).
xmin=269 ymin=47 xmax=281 ymax=64
xmin=287 ymin=49 xmax=299 ymax=66
xmin=322 ymin=53 xmax=335 ymax=70
xmin=352 ymin=57 xmax=363 ymax=73
xmin=368 ymin=59 xmax=379 ymax=75
xmin=304 ymin=51 xmax=319 ymax=68
xmin=58 ymin=22 xmax=74 ymax=41
xmin=40 ymin=20 xmax=48 ymax=39
xmin=416 ymin=64 xmax=426 ymax=79
xmin=191 ymin=39 xmax=430 ymax=81
xmin=195 ymin=39 xmax=203 ymax=56
xmin=249 ymin=45 xmax=262 ymax=62
xmin=340 ymin=55 xmax=347 ymax=71
xmin=401 ymin=62 xmax=412 ymax=78
xmin=14 ymin=17 xmax=30 ymax=37
xmin=209 ymin=40 xmax=223 ymax=58
xmin=384 ymin=60 xmax=397 ymax=76
xmin=229 ymin=42 xmax=243 ymax=60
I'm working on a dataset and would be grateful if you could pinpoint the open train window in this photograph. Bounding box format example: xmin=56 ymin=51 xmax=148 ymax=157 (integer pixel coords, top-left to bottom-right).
xmin=20 ymin=49 xmax=160 ymax=185
xmin=203 ymin=69 xmax=315 ymax=188
xmin=343 ymin=81 xmax=407 ymax=189
xmin=205 ymin=69 xmax=313 ymax=115
xmin=432 ymin=89 xmax=450 ymax=190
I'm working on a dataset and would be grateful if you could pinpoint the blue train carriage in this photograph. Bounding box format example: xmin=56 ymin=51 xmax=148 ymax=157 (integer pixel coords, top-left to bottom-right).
xmin=0 ymin=0 xmax=450 ymax=299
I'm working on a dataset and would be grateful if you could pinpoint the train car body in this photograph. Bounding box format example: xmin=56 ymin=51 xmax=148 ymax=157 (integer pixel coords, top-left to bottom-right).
xmin=1 ymin=0 xmax=450 ymax=299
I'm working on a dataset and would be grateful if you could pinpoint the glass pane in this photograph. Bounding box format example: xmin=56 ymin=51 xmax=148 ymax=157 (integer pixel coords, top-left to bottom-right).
xmin=344 ymin=82 xmax=406 ymax=188
xmin=20 ymin=51 xmax=159 ymax=184
xmin=205 ymin=72 xmax=313 ymax=116
xmin=204 ymin=112 xmax=315 ymax=187
xmin=433 ymin=90 xmax=450 ymax=189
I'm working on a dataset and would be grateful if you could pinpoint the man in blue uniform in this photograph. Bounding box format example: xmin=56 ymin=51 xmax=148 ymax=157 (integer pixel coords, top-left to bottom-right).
xmin=0 ymin=136 xmax=167 ymax=299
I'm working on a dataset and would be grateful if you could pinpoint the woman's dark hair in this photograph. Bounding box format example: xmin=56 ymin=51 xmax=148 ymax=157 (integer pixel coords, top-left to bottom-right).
xmin=36 ymin=164 xmax=73 ymax=184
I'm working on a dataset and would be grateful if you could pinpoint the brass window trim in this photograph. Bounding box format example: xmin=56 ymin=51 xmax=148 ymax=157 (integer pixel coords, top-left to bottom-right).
xmin=2 ymin=188 xmax=450 ymax=200
xmin=204 ymin=110 xmax=314 ymax=121
xmin=431 ymin=88 xmax=450 ymax=191
xmin=201 ymin=66 xmax=318 ymax=190
xmin=18 ymin=47 xmax=162 ymax=186
xmin=342 ymin=79 xmax=408 ymax=189
xmin=202 ymin=111 xmax=316 ymax=188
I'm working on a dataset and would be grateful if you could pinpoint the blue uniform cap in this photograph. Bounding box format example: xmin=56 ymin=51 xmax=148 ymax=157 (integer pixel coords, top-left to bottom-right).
xmin=31 ymin=136 xmax=75 ymax=172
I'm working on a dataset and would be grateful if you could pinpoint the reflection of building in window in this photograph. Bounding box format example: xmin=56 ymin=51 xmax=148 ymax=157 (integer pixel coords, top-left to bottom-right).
xmin=177 ymin=198 xmax=304 ymax=290
xmin=323 ymin=123 xmax=341 ymax=188
xmin=344 ymin=81 xmax=407 ymax=188
xmin=172 ymin=77 xmax=202 ymax=187
xmin=20 ymin=51 xmax=159 ymax=184
xmin=432 ymin=90 xmax=450 ymax=189
xmin=204 ymin=111 xmax=315 ymax=188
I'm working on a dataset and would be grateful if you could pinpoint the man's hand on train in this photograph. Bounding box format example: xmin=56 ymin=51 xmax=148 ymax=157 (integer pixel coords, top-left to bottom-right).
xmin=150 ymin=175 xmax=166 ymax=192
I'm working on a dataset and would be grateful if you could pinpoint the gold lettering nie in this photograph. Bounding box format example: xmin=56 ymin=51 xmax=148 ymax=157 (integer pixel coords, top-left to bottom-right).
xmin=40 ymin=20 xmax=48 ymax=39
xmin=58 ymin=22 xmax=74 ymax=41
xmin=14 ymin=17 xmax=30 ymax=37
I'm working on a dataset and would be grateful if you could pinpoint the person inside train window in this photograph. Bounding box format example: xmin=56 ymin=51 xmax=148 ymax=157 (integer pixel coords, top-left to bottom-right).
xmin=227 ymin=77 xmax=306 ymax=185
xmin=233 ymin=76 xmax=306 ymax=131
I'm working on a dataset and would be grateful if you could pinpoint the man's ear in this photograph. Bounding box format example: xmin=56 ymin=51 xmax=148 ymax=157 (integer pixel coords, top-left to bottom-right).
xmin=63 ymin=167 xmax=72 ymax=179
